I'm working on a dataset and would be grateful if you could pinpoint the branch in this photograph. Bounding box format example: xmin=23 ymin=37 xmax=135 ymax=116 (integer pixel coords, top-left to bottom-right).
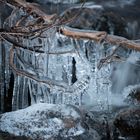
xmin=5 ymin=0 xmax=56 ymax=23
xmin=60 ymin=26 xmax=107 ymax=42
xmin=97 ymin=45 xmax=120 ymax=69
xmin=60 ymin=26 xmax=140 ymax=51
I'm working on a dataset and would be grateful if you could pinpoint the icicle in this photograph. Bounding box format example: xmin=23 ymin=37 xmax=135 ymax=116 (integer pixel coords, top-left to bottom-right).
xmin=44 ymin=38 xmax=47 ymax=75
xmin=12 ymin=75 xmax=19 ymax=111
xmin=22 ymin=77 xmax=29 ymax=108
xmin=28 ymin=80 xmax=36 ymax=105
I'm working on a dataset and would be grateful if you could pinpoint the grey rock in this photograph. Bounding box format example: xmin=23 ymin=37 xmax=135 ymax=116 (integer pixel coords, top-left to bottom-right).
xmin=0 ymin=103 xmax=84 ymax=140
xmin=114 ymin=107 xmax=140 ymax=138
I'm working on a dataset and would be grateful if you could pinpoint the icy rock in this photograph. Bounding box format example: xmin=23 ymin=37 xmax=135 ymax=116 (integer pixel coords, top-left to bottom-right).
xmin=0 ymin=103 xmax=85 ymax=140
xmin=123 ymin=85 xmax=140 ymax=105
xmin=114 ymin=107 xmax=140 ymax=138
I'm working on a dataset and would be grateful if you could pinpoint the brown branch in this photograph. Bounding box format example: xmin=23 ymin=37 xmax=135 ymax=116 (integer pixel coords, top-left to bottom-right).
xmin=106 ymin=35 xmax=140 ymax=51
xmin=5 ymin=0 xmax=56 ymax=23
xmin=60 ymin=26 xmax=107 ymax=42
xmin=60 ymin=26 xmax=140 ymax=51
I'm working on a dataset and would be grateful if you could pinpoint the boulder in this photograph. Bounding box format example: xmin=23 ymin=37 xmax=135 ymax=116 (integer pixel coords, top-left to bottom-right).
xmin=123 ymin=85 xmax=140 ymax=105
xmin=0 ymin=103 xmax=85 ymax=140
xmin=0 ymin=131 xmax=31 ymax=140
xmin=81 ymin=110 xmax=112 ymax=139
xmin=114 ymin=107 xmax=140 ymax=138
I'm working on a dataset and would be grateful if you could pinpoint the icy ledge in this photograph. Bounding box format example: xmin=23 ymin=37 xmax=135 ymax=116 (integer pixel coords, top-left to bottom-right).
xmin=0 ymin=103 xmax=85 ymax=139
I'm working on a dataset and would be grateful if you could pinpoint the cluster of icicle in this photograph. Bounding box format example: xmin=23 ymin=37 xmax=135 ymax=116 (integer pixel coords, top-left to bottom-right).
xmin=11 ymin=32 xmax=112 ymax=110
xmin=0 ymin=8 xmax=112 ymax=111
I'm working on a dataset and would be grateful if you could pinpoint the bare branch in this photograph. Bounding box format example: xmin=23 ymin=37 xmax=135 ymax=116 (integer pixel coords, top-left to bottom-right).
xmin=60 ymin=26 xmax=107 ymax=42
xmin=5 ymin=0 xmax=56 ymax=23
xmin=60 ymin=26 xmax=140 ymax=51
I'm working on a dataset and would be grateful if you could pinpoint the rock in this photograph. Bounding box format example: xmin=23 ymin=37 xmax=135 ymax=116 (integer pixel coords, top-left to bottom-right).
xmin=123 ymin=85 xmax=140 ymax=105
xmin=114 ymin=107 xmax=140 ymax=138
xmin=52 ymin=129 xmax=101 ymax=140
xmin=81 ymin=110 xmax=112 ymax=139
xmin=0 ymin=103 xmax=85 ymax=140
xmin=0 ymin=131 xmax=31 ymax=140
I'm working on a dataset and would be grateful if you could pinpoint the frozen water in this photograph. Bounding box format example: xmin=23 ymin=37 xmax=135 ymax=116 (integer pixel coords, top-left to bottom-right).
xmin=3 ymin=25 xmax=120 ymax=111
xmin=1 ymin=7 xmax=138 ymax=112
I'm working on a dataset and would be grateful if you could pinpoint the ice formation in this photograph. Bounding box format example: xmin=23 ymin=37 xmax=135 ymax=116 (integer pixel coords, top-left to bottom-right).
xmin=10 ymin=29 xmax=113 ymax=111
xmin=1 ymin=5 xmax=138 ymax=113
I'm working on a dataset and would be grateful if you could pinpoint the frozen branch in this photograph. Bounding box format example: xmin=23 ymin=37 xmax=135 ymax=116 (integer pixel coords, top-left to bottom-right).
xmin=9 ymin=46 xmax=70 ymax=90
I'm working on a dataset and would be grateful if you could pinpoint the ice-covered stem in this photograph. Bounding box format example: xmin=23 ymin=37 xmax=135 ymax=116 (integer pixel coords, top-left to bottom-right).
xmin=2 ymin=26 xmax=140 ymax=51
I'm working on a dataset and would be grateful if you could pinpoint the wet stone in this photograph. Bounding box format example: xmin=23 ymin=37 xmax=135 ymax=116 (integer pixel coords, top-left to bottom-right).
xmin=114 ymin=107 xmax=140 ymax=138
xmin=124 ymin=85 xmax=140 ymax=105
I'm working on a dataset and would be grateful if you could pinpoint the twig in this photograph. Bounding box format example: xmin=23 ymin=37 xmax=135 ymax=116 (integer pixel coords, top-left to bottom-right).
xmin=97 ymin=45 xmax=121 ymax=69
